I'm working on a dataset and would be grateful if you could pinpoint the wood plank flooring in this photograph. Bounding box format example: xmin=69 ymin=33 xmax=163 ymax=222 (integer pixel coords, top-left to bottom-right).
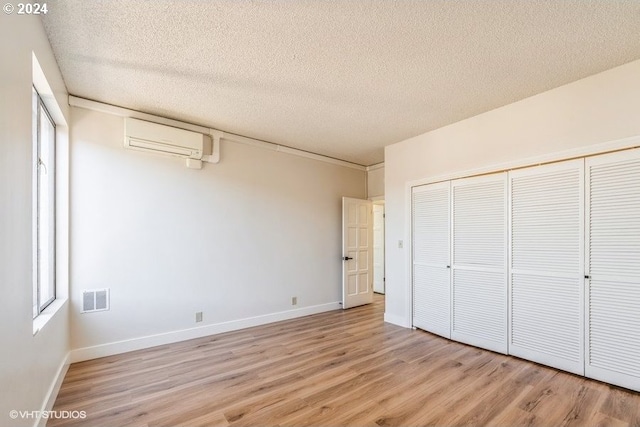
xmin=49 ymin=295 xmax=640 ymax=426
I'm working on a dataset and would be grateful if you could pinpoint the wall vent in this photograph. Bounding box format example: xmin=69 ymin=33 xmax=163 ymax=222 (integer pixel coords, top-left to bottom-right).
xmin=82 ymin=289 xmax=110 ymax=313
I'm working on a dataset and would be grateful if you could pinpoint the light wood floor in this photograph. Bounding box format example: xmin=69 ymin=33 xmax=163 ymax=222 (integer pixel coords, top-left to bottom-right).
xmin=50 ymin=295 xmax=640 ymax=427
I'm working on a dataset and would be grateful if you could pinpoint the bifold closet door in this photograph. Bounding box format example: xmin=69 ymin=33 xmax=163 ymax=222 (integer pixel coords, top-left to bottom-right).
xmin=451 ymin=173 xmax=507 ymax=354
xmin=509 ymin=159 xmax=584 ymax=375
xmin=412 ymin=181 xmax=451 ymax=338
xmin=586 ymin=148 xmax=640 ymax=391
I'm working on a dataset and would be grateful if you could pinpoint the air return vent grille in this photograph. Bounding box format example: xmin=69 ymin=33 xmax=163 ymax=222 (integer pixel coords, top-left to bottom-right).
xmin=82 ymin=289 xmax=110 ymax=313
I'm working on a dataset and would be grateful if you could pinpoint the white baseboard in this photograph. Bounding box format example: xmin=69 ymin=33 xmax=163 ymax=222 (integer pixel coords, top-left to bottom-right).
xmin=35 ymin=351 xmax=70 ymax=427
xmin=70 ymin=302 xmax=341 ymax=363
xmin=384 ymin=312 xmax=411 ymax=328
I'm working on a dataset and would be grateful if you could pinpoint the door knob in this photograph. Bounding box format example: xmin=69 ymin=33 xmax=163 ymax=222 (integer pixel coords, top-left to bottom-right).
xmin=343 ymin=256 xmax=353 ymax=261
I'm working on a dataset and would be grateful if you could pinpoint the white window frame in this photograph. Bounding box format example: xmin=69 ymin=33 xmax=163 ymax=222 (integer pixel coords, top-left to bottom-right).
xmin=32 ymin=86 xmax=56 ymax=318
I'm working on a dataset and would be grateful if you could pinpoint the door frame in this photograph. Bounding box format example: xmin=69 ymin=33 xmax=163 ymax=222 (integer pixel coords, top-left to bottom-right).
xmin=372 ymin=200 xmax=385 ymax=294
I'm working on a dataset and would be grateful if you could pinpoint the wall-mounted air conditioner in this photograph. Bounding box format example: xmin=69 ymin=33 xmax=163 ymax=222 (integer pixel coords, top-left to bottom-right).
xmin=124 ymin=117 xmax=205 ymax=167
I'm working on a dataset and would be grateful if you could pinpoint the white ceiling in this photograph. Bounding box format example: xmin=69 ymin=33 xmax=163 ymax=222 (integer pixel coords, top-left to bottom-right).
xmin=42 ymin=1 xmax=640 ymax=166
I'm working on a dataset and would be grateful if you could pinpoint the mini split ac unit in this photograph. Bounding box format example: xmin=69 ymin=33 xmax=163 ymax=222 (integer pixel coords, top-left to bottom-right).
xmin=124 ymin=117 xmax=206 ymax=168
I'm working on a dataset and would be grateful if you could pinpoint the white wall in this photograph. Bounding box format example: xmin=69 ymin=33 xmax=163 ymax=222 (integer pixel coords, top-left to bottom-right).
xmin=367 ymin=164 xmax=384 ymax=199
xmin=0 ymin=12 xmax=70 ymax=427
xmin=69 ymin=107 xmax=365 ymax=358
xmin=384 ymin=59 xmax=640 ymax=327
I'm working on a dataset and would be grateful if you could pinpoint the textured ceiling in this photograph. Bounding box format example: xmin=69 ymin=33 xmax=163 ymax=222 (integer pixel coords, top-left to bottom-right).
xmin=42 ymin=1 xmax=640 ymax=166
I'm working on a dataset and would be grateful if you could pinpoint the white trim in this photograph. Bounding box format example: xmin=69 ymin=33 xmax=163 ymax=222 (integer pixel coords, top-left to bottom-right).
xmin=69 ymin=96 xmax=209 ymax=134
xmin=384 ymin=312 xmax=411 ymax=328
xmin=35 ymin=352 xmax=70 ymax=427
xmin=404 ymin=181 xmax=414 ymax=328
xmin=218 ymin=131 xmax=275 ymax=151
xmin=366 ymin=162 xmax=384 ymax=171
xmin=68 ymin=96 xmax=366 ymax=171
xmin=70 ymin=302 xmax=341 ymax=363
xmin=506 ymin=170 xmax=513 ymax=357
xmin=406 ymin=134 xmax=640 ymax=190
xmin=33 ymin=54 xmax=67 ymax=127
xmin=33 ymin=299 xmax=67 ymax=336
xmin=274 ymin=145 xmax=365 ymax=170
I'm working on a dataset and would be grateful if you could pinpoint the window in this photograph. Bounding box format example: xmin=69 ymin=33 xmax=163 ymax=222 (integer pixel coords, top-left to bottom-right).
xmin=32 ymin=86 xmax=56 ymax=318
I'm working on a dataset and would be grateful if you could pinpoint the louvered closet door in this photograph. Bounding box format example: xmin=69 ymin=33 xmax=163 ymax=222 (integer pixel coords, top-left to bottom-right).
xmin=509 ymin=159 xmax=584 ymax=375
xmin=586 ymin=148 xmax=640 ymax=392
xmin=412 ymin=181 xmax=451 ymax=338
xmin=451 ymin=173 xmax=507 ymax=354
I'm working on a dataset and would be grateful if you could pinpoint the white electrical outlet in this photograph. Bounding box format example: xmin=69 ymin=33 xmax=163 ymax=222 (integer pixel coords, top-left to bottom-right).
xmin=195 ymin=312 xmax=203 ymax=322
xmin=292 ymin=297 xmax=297 ymax=305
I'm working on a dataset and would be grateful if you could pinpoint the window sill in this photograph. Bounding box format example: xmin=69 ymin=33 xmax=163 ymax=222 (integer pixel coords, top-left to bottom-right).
xmin=33 ymin=298 xmax=67 ymax=336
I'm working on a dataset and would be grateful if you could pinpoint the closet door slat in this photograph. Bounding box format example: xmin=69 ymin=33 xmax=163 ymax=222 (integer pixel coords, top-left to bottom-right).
xmin=412 ymin=182 xmax=451 ymax=338
xmin=509 ymin=159 xmax=584 ymax=375
xmin=586 ymin=149 xmax=640 ymax=391
xmin=451 ymin=174 xmax=507 ymax=353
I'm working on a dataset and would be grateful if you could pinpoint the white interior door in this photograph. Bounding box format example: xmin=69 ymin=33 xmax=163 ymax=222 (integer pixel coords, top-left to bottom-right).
xmin=586 ymin=148 xmax=640 ymax=392
xmin=412 ymin=182 xmax=451 ymax=338
xmin=451 ymin=173 xmax=507 ymax=354
xmin=373 ymin=203 xmax=385 ymax=294
xmin=342 ymin=197 xmax=373 ymax=309
xmin=509 ymin=159 xmax=584 ymax=375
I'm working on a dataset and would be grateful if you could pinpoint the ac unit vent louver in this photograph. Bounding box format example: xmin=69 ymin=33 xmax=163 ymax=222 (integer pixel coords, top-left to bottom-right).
xmin=124 ymin=118 xmax=205 ymax=167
